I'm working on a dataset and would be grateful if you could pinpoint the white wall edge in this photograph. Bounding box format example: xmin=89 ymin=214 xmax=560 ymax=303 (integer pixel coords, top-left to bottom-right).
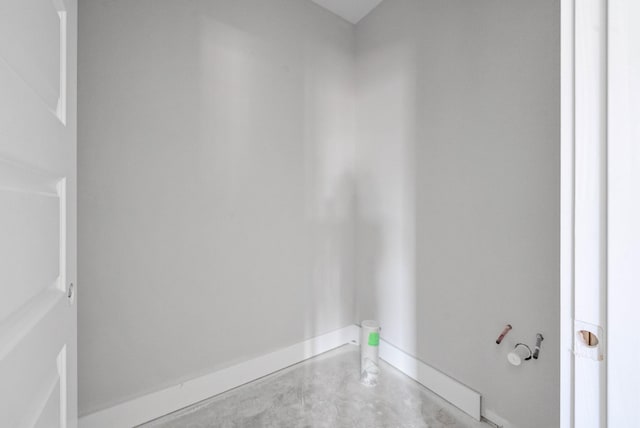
xmin=374 ymin=335 xmax=482 ymax=422
xmin=79 ymin=325 xmax=360 ymax=428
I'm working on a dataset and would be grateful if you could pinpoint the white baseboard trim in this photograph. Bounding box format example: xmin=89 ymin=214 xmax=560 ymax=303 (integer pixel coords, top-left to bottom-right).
xmin=80 ymin=325 xmax=491 ymax=427
xmin=374 ymin=336 xmax=482 ymax=422
xmin=482 ymin=409 xmax=515 ymax=428
xmin=79 ymin=325 xmax=359 ymax=428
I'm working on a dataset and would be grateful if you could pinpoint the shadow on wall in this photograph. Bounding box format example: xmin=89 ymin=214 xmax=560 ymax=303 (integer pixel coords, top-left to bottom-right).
xmin=304 ymin=173 xmax=357 ymax=342
xmin=355 ymin=31 xmax=419 ymax=357
xmin=354 ymin=28 xmax=424 ymax=417
xmin=354 ymin=1 xmax=560 ymax=427
xmin=301 ymin=33 xmax=357 ymax=340
xmin=195 ymin=4 xmax=357 ymax=353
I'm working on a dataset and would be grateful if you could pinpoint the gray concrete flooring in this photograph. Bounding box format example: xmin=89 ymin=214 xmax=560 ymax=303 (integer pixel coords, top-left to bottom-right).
xmin=141 ymin=345 xmax=488 ymax=428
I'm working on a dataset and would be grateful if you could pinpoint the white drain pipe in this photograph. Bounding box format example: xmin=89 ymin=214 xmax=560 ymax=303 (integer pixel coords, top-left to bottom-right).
xmin=360 ymin=320 xmax=381 ymax=387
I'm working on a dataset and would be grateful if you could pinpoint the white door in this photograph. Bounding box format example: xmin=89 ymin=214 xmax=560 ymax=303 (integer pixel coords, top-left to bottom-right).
xmin=608 ymin=0 xmax=640 ymax=425
xmin=0 ymin=0 xmax=77 ymax=427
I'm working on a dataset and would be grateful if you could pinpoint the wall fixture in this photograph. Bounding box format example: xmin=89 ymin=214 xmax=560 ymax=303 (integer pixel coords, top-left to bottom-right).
xmin=507 ymin=343 xmax=532 ymax=366
xmin=495 ymin=324 xmax=513 ymax=345
xmin=533 ymin=334 xmax=544 ymax=359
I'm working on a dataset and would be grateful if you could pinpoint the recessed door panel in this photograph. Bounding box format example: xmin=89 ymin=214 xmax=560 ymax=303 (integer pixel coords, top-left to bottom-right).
xmin=0 ymin=161 xmax=62 ymax=322
xmin=0 ymin=0 xmax=64 ymax=117
xmin=0 ymin=303 xmax=67 ymax=428
xmin=34 ymin=378 xmax=61 ymax=428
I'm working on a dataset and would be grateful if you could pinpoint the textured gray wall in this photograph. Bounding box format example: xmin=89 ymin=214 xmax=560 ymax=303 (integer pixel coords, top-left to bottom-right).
xmin=78 ymin=0 xmax=356 ymax=416
xmin=355 ymin=1 xmax=560 ymax=427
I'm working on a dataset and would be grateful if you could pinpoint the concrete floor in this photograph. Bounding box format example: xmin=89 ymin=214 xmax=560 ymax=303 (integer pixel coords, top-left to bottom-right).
xmin=141 ymin=345 xmax=488 ymax=428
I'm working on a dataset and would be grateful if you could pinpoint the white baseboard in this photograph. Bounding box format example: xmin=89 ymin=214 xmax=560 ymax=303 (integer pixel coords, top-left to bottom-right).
xmin=79 ymin=325 xmax=359 ymax=428
xmin=80 ymin=324 xmax=493 ymax=427
xmin=482 ymin=409 xmax=516 ymax=428
xmin=375 ymin=337 xmax=482 ymax=421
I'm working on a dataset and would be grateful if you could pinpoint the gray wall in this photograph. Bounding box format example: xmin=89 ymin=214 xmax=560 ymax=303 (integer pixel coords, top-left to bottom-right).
xmin=78 ymin=0 xmax=356 ymax=415
xmin=80 ymin=0 xmax=560 ymax=424
xmin=355 ymin=1 xmax=560 ymax=427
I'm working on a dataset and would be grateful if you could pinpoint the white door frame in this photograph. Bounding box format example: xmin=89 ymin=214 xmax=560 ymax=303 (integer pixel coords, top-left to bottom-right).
xmin=561 ymin=0 xmax=608 ymax=427
xmin=562 ymin=0 xmax=640 ymax=426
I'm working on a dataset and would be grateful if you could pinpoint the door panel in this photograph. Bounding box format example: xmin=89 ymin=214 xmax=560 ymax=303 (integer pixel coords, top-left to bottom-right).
xmin=34 ymin=378 xmax=62 ymax=428
xmin=0 ymin=0 xmax=76 ymax=426
xmin=0 ymin=161 xmax=62 ymax=322
xmin=1 ymin=323 xmax=67 ymax=427
xmin=0 ymin=0 xmax=66 ymax=121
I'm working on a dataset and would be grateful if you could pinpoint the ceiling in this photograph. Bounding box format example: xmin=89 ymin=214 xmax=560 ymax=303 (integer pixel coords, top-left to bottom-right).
xmin=310 ymin=0 xmax=384 ymax=24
